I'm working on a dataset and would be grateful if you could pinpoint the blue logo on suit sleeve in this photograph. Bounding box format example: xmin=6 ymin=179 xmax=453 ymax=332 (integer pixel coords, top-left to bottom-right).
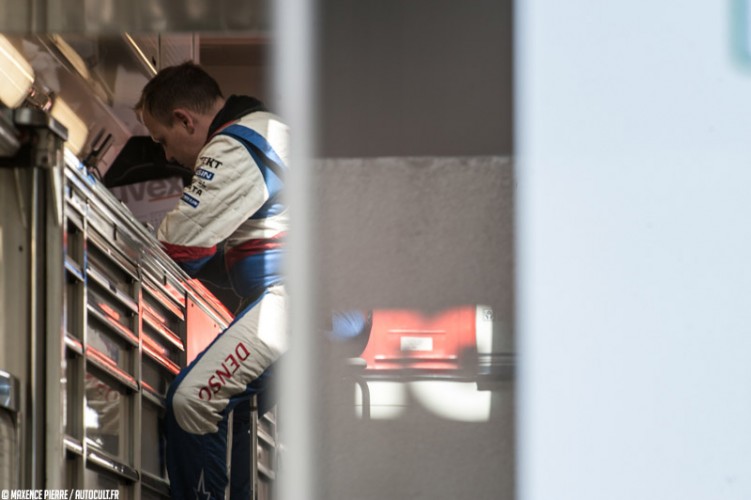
xmin=181 ymin=193 xmax=200 ymax=208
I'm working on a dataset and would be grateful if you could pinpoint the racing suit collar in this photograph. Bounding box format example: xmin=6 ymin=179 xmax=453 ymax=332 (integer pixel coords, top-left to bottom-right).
xmin=208 ymin=95 xmax=267 ymax=139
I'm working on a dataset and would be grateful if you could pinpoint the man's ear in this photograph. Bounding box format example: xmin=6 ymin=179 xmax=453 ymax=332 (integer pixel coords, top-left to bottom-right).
xmin=172 ymin=109 xmax=194 ymax=132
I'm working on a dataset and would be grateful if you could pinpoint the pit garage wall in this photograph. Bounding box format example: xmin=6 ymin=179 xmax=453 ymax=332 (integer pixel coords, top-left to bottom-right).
xmin=314 ymin=156 xmax=515 ymax=500
xmin=316 ymin=0 xmax=513 ymax=159
xmin=313 ymin=1 xmax=514 ymax=498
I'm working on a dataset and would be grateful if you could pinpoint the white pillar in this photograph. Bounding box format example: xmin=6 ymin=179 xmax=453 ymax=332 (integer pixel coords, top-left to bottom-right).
xmin=274 ymin=0 xmax=316 ymax=498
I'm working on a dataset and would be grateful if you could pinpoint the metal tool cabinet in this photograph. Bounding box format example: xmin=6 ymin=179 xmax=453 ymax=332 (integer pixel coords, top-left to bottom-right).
xmin=63 ymin=141 xmax=193 ymax=497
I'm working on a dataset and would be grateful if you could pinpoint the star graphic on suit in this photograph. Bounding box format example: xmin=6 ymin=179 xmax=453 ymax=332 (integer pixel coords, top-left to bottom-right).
xmin=194 ymin=469 xmax=212 ymax=500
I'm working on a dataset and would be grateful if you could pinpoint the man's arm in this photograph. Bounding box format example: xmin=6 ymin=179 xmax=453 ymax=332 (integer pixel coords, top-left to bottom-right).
xmin=157 ymin=134 xmax=268 ymax=276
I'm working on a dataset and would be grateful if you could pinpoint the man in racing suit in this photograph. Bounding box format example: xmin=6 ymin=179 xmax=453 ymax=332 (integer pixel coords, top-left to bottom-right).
xmin=137 ymin=62 xmax=288 ymax=499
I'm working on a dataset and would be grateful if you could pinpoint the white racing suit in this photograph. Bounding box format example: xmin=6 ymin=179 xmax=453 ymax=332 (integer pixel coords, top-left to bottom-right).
xmin=158 ymin=96 xmax=288 ymax=500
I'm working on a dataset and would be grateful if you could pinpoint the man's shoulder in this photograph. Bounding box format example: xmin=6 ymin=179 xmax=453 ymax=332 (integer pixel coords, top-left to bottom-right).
xmin=235 ymin=111 xmax=288 ymax=135
xmin=205 ymin=111 xmax=289 ymax=168
xmin=224 ymin=112 xmax=290 ymax=159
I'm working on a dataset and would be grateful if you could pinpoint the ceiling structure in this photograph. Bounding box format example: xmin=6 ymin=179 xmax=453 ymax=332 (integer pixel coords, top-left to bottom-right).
xmin=2 ymin=31 xmax=271 ymax=175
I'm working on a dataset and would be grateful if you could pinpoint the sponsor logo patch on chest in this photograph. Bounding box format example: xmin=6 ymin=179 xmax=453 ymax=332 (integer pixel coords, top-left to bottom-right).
xmin=195 ymin=168 xmax=215 ymax=181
